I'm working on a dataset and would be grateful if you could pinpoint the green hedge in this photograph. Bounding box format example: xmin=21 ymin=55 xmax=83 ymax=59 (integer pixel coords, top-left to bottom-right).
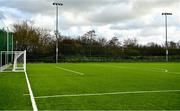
xmin=26 ymin=55 xmax=180 ymax=63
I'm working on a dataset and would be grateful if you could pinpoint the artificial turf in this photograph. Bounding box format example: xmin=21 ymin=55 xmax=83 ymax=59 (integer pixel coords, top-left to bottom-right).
xmin=0 ymin=63 xmax=180 ymax=110
xmin=0 ymin=72 xmax=32 ymax=110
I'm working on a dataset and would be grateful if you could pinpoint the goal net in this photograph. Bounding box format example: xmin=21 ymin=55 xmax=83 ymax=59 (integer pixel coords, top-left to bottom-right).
xmin=0 ymin=50 xmax=26 ymax=72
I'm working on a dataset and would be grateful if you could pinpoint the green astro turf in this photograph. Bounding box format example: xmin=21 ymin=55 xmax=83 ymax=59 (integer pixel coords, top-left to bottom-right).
xmin=1 ymin=63 xmax=180 ymax=110
xmin=27 ymin=63 xmax=180 ymax=110
xmin=0 ymin=72 xmax=32 ymax=110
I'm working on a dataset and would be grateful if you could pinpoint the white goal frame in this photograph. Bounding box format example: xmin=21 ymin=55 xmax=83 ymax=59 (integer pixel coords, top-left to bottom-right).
xmin=0 ymin=50 xmax=26 ymax=72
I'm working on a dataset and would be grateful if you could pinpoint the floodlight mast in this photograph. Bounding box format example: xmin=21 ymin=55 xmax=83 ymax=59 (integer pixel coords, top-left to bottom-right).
xmin=53 ymin=2 xmax=63 ymax=63
xmin=162 ymin=12 xmax=172 ymax=62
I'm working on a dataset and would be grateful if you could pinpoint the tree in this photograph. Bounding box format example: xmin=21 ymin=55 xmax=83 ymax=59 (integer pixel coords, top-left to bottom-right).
xmin=169 ymin=41 xmax=177 ymax=49
xmin=123 ymin=38 xmax=138 ymax=48
xmin=108 ymin=37 xmax=120 ymax=47
xmin=12 ymin=21 xmax=180 ymax=62
xmin=13 ymin=21 xmax=54 ymax=62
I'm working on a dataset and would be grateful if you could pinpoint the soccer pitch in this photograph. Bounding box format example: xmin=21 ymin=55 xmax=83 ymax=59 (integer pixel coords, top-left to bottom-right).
xmin=0 ymin=63 xmax=180 ymax=110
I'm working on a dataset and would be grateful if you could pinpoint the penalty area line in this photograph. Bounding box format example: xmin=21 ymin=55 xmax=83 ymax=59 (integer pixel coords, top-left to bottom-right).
xmin=56 ymin=66 xmax=84 ymax=75
xmin=34 ymin=89 xmax=180 ymax=99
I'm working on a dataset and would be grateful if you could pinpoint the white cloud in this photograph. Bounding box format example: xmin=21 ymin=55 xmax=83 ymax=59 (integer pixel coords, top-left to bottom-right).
xmin=0 ymin=0 xmax=180 ymax=44
xmin=30 ymin=14 xmax=54 ymax=30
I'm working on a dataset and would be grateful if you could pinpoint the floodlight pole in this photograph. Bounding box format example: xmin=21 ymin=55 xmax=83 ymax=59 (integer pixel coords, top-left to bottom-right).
xmin=53 ymin=2 xmax=63 ymax=63
xmin=162 ymin=13 xmax=172 ymax=62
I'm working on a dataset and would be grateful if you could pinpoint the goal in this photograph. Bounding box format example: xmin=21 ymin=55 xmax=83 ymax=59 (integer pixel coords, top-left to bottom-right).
xmin=0 ymin=50 xmax=26 ymax=72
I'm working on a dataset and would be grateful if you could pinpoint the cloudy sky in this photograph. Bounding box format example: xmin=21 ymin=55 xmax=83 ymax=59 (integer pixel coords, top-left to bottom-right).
xmin=0 ymin=0 xmax=180 ymax=44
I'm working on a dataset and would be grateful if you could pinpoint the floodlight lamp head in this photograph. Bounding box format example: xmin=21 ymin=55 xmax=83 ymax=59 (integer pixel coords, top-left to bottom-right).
xmin=53 ymin=2 xmax=63 ymax=6
xmin=162 ymin=13 xmax=172 ymax=15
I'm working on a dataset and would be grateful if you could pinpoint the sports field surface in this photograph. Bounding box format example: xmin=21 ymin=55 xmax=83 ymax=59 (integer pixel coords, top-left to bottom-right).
xmin=0 ymin=63 xmax=180 ymax=110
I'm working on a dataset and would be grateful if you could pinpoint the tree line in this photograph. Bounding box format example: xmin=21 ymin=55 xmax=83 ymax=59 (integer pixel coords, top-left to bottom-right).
xmin=13 ymin=22 xmax=180 ymax=62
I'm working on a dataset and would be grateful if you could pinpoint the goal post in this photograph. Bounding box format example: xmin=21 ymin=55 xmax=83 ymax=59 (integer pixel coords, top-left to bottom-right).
xmin=0 ymin=50 xmax=26 ymax=72
xmin=13 ymin=50 xmax=26 ymax=72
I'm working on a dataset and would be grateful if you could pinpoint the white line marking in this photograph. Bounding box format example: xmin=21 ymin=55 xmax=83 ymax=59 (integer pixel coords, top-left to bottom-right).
xmin=23 ymin=93 xmax=30 ymax=96
xmin=152 ymin=68 xmax=168 ymax=72
xmin=34 ymin=89 xmax=180 ymax=99
xmin=25 ymin=71 xmax=38 ymax=111
xmin=56 ymin=66 xmax=84 ymax=75
xmin=95 ymin=64 xmax=180 ymax=75
xmin=167 ymin=71 xmax=180 ymax=75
